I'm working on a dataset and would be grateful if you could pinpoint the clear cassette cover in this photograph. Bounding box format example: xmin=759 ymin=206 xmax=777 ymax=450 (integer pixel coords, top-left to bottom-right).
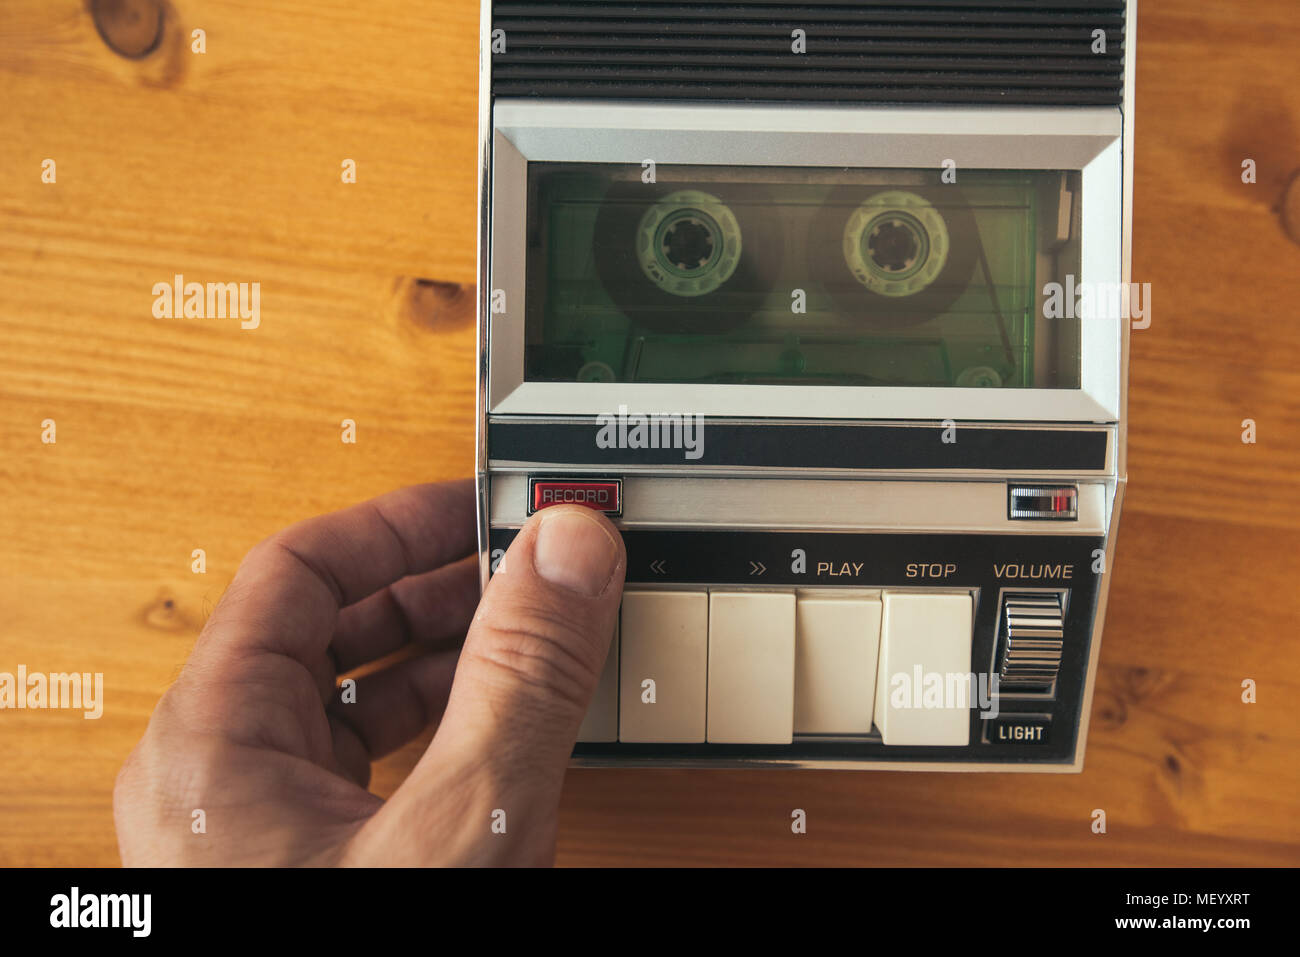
xmin=523 ymin=163 xmax=1083 ymax=390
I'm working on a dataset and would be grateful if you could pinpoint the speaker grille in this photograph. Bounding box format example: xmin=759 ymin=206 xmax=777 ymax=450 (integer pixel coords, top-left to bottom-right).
xmin=490 ymin=1 xmax=1127 ymax=106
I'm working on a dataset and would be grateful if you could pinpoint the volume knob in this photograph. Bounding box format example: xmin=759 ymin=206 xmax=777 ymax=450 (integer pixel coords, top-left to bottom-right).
xmin=998 ymin=594 xmax=1065 ymax=691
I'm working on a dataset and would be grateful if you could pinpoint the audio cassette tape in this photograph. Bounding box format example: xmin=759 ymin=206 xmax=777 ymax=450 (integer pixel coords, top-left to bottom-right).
xmin=524 ymin=164 xmax=1081 ymax=391
xmin=477 ymin=1 xmax=1135 ymax=771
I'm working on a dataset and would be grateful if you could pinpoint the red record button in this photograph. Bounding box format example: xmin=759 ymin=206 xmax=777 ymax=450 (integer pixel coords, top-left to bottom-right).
xmin=530 ymin=480 xmax=621 ymax=516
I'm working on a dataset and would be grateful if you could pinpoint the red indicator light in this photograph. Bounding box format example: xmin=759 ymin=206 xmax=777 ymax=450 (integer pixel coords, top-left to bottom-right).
xmin=1008 ymin=485 xmax=1078 ymax=520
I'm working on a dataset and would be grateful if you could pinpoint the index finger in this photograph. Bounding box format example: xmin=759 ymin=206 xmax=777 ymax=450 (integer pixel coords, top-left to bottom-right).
xmin=198 ymin=479 xmax=478 ymax=668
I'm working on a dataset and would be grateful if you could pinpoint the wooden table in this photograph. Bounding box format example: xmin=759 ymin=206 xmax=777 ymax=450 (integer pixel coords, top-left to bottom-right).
xmin=1 ymin=0 xmax=1297 ymax=866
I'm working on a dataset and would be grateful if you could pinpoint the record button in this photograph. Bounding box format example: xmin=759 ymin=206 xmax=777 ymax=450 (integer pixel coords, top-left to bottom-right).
xmin=529 ymin=479 xmax=621 ymax=516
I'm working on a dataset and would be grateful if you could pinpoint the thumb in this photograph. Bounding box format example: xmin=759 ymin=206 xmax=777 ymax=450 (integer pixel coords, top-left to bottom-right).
xmin=442 ymin=505 xmax=625 ymax=764
xmin=378 ymin=505 xmax=624 ymax=861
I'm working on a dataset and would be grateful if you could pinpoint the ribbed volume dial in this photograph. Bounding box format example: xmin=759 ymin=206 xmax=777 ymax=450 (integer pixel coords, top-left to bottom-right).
xmin=998 ymin=594 xmax=1065 ymax=691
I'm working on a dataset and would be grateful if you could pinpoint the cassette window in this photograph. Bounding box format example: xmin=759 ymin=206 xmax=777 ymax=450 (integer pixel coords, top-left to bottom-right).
xmin=522 ymin=163 xmax=1082 ymax=390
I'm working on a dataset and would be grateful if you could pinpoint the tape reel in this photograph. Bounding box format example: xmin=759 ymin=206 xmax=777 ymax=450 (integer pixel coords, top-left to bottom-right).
xmin=593 ymin=181 xmax=783 ymax=334
xmin=810 ymin=185 xmax=979 ymax=326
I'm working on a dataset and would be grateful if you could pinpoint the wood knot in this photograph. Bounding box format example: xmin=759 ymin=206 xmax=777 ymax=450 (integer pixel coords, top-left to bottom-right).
xmin=1091 ymin=690 xmax=1128 ymax=730
xmin=141 ymin=588 xmax=191 ymax=632
xmin=1117 ymin=664 xmax=1170 ymax=703
xmin=1157 ymin=742 xmax=1203 ymax=797
xmin=91 ymin=0 xmax=164 ymax=59
xmin=1278 ymin=168 xmax=1300 ymax=247
xmin=397 ymin=277 xmax=475 ymax=331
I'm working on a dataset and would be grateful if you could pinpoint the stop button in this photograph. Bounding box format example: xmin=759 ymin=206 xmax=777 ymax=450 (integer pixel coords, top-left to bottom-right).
xmin=529 ymin=479 xmax=622 ymax=516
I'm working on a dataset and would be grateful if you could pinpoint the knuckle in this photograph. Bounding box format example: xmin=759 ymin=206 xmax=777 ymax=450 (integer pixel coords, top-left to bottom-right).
xmin=238 ymin=533 xmax=282 ymax=575
xmin=173 ymin=657 xmax=324 ymax=757
xmin=466 ymin=607 xmax=605 ymax=713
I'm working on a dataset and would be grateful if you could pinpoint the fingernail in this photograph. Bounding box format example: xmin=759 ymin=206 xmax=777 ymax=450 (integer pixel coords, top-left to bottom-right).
xmin=533 ymin=508 xmax=618 ymax=596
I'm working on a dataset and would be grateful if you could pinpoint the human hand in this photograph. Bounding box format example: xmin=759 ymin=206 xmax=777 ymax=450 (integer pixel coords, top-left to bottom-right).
xmin=113 ymin=479 xmax=626 ymax=866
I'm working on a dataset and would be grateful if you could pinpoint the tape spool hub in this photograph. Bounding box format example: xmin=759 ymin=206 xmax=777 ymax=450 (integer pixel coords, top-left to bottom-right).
xmin=594 ymin=180 xmax=781 ymax=335
xmin=637 ymin=191 xmax=743 ymax=297
xmin=844 ymin=190 xmax=950 ymax=298
xmin=812 ymin=183 xmax=977 ymax=326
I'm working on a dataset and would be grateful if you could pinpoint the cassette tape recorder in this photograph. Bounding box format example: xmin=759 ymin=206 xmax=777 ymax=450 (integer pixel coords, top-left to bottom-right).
xmin=476 ymin=1 xmax=1136 ymax=770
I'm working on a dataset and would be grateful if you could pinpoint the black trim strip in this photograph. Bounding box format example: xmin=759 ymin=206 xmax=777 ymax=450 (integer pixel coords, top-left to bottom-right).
xmin=489 ymin=421 xmax=1109 ymax=470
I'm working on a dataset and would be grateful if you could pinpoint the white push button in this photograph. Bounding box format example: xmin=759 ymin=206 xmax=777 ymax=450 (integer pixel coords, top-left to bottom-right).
xmin=576 ymin=620 xmax=618 ymax=743
xmin=707 ymin=591 xmax=795 ymax=744
xmin=618 ymin=590 xmax=707 ymax=743
xmin=794 ymin=591 xmax=881 ymax=734
xmin=873 ymin=592 xmax=973 ymax=746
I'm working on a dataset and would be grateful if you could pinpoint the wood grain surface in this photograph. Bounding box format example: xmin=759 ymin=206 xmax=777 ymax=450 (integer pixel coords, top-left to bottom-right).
xmin=1 ymin=0 xmax=1298 ymax=867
